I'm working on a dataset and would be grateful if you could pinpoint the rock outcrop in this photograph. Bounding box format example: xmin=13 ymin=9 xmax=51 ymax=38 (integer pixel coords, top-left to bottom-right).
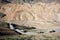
xmin=0 ymin=0 xmax=60 ymax=29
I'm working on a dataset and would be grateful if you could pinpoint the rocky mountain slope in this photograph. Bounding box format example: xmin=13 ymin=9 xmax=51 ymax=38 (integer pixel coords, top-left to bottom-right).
xmin=0 ymin=0 xmax=60 ymax=29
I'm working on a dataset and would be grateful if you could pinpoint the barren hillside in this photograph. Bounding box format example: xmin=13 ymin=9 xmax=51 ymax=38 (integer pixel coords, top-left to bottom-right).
xmin=0 ymin=1 xmax=60 ymax=29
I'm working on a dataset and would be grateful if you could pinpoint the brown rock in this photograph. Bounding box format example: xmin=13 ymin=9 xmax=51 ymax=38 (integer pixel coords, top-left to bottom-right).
xmin=0 ymin=27 xmax=19 ymax=35
xmin=0 ymin=1 xmax=60 ymax=29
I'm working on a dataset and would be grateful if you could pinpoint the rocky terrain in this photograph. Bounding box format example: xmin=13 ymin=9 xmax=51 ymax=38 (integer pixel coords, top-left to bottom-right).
xmin=0 ymin=2 xmax=60 ymax=29
xmin=0 ymin=0 xmax=60 ymax=40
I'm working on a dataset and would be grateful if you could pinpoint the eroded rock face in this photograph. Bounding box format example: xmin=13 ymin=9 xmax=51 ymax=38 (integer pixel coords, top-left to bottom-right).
xmin=0 ymin=2 xmax=60 ymax=29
